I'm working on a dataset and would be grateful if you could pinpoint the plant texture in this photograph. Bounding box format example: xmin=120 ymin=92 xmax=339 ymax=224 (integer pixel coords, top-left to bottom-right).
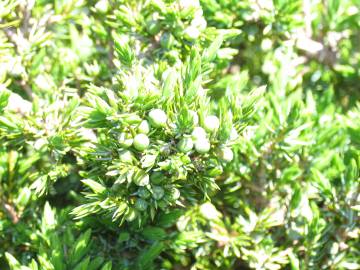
xmin=0 ymin=0 xmax=359 ymax=269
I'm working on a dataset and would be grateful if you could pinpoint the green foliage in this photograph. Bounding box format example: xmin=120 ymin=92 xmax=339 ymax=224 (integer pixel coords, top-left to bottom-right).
xmin=0 ymin=0 xmax=359 ymax=269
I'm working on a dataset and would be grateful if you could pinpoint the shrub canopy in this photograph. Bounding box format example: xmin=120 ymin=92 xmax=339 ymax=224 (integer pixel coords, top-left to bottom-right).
xmin=0 ymin=0 xmax=359 ymax=269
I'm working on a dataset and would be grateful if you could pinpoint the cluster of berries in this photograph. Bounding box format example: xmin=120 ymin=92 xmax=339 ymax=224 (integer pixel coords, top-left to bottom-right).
xmin=112 ymin=108 xmax=236 ymax=221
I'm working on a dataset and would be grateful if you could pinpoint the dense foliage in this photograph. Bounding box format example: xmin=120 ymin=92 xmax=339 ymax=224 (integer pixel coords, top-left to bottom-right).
xmin=0 ymin=0 xmax=359 ymax=269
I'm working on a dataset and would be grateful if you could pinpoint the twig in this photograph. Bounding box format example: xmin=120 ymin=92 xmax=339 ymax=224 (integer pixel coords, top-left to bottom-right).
xmin=13 ymin=79 xmax=34 ymax=101
xmin=1 ymin=199 xmax=20 ymax=224
xmin=20 ymin=0 xmax=32 ymax=37
xmin=108 ymin=39 xmax=115 ymax=69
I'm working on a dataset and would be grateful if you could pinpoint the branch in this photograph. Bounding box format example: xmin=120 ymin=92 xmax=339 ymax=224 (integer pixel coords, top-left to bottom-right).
xmin=1 ymin=199 xmax=20 ymax=224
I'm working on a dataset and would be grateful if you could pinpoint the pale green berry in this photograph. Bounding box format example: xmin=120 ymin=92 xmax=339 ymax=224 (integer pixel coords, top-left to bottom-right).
xmin=169 ymin=187 xmax=180 ymax=201
xmin=194 ymin=138 xmax=211 ymax=154
xmin=152 ymin=186 xmax=164 ymax=200
xmin=148 ymin=109 xmax=167 ymax=127
xmin=138 ymin=120 xmax=150 ymax=134
xmin=191 ymin=127 xmax=207 ymax=140
xmin=119 ymin=150 xmax=135 ymax=164
xmin=95 ymin=0 xmax=109 ymax=13
xmin=203 ymin=115 xmax=220 ymax=132
xmin=125 ymin=208 xmax=138 ymax=222
xmin=135 ymin=198 xmax=148 ymax=211
xmin=133 ymin=134 xmax=149 ymax=151
xmin=118 ymin=132 xmax=133 ymax=148
xmin=199 ymin=202 xmax=220 ymax=220
xmin=191 ymin=16 xmax=207 ymax=31
xmin=217 ymin=147 xmax=234 ymax=163
xmin=146 ymin=20 xmax=161 ymax=35
xmin=261 ymin=38 xmax=273 ymax=51
xmin=183 ymin=26 xmax=200 ymax=41
xmin=177 ymin=137 xmax=194 ymax=153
